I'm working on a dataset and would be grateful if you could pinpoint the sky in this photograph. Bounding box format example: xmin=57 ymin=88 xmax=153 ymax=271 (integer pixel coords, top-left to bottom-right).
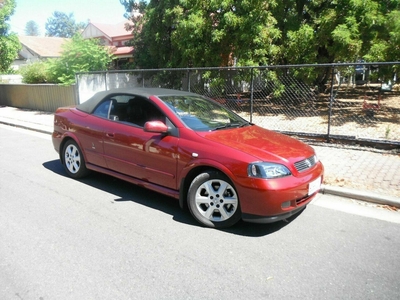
xmin=7 ymin=0 xmax=128 ymax=36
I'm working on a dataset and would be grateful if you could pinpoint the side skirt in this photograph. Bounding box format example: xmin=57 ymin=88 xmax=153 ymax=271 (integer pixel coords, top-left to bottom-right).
xmin=86 ymin=163 xmax=180 ymax=200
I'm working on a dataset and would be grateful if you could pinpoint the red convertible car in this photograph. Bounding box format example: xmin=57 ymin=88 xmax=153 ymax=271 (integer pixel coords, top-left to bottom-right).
xmin=52 ymin=88 xmax=324 ymax=228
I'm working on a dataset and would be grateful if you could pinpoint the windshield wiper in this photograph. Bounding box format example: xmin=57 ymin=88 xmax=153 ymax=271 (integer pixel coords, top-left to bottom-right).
xmin=212 ymin=122 xmax=247 ymax=131
xmin=239 ymin=122 xmax=251 ymax=128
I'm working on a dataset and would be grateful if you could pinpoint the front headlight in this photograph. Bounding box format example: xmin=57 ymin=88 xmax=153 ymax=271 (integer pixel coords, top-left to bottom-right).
xmin=248 ymin=162 xmax=292 ymax=179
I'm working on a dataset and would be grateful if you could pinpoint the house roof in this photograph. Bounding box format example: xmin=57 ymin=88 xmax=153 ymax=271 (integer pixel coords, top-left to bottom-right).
xmin=18 ymin=36 xmax=69 ymax=58
xmin=112 ymin=46 xmax=134 ymax=56
xmin=82 ymin=21 xmax=133 ymax=42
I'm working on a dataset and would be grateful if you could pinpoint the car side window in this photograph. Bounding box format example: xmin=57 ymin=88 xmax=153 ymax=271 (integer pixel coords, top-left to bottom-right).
xmin=93 ymin=99 xmax=120 ymax=121
xmin=92 ymin=95 xmax=167 ymax=126
xmin=125 ymin=97 xmax=165 ymax=127
xmin=93 ymin=100 xmax=112 ymax=119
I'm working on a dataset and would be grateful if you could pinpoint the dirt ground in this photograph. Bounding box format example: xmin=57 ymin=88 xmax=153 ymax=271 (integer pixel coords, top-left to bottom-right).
xmin=235 ymin=85 xmax=400 ymax=142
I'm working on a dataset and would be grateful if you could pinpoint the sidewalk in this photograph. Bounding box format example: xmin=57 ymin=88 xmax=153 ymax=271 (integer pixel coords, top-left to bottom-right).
xmin=1 ymin=105 xmax=399 ymax=207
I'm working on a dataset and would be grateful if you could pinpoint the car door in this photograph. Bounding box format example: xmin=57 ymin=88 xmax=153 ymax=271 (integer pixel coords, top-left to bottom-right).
xmin=102 ymin=97 xmax=179 ymax=189
xmin=72 ymin=100 xmax=117 ymax=169
xmin=74 ymin=114 xmax=107 ymax=168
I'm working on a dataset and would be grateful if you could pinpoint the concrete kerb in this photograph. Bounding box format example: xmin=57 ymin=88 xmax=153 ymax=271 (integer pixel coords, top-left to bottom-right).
xmin=321 ymin=184 xmax=400 ymax=208
xmin=1 ymin=112 xmax=399 ymax=209
xmin=0 ymin=118 xmax=53 ymax=135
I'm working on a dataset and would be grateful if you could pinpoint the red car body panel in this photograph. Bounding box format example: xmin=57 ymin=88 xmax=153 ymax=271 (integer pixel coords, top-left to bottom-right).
xmin=52 ymin=88 xmax=324 ymax=225
xmin=101 ymin=120 xmax=179 ymax=188
xmin=175 ymin=127 xmax=323 ymax=220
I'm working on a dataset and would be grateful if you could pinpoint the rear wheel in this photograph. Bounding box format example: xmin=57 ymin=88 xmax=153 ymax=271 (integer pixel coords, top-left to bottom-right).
xmin=187 ymin=170 xmax=241 ymax=228
xmin=62 ymin=140 xmax=89 ymax=179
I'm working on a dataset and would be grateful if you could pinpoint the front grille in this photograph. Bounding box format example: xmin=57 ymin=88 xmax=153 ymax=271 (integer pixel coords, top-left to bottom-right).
xmin=294 ymin=155 xmax=317 ymax=172
xmin=296 ymin=195 xmax=311 ymax=206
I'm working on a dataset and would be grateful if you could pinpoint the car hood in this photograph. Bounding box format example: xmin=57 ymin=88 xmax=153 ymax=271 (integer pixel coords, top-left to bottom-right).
xmin=199 ymin=125 xmax=315 ymax=163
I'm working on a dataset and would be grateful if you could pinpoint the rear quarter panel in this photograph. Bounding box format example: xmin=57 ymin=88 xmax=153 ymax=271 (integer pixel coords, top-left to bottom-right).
xmin=53 ymin=107 xmax=107 ymax=168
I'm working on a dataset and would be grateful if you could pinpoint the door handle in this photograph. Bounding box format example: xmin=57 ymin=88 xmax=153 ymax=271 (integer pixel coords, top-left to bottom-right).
xmin=106 ymin=133 xmax=115 ymax=138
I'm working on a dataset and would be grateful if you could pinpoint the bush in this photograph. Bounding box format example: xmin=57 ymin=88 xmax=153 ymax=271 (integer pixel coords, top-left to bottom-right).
xmin=20 ymin=61 xmax=49 ymax=84
xmin=46 ymin=35 xmax=113 ymax=85
xmin=19 ymin=35 xmax=113 ymax=85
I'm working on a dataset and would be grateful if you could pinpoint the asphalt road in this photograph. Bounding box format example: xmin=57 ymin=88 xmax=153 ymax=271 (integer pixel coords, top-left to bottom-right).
xmin=1 ymin=125 xmax=399 ymax=300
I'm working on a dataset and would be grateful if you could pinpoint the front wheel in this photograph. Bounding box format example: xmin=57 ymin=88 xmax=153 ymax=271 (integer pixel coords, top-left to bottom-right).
xmin=187 ymin=170 xmax=241 ymax=228
xmin=62 ymin=140 xmax=89 ymax=179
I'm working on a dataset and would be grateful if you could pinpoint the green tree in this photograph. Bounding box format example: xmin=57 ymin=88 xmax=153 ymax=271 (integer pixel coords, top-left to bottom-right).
xmin=120 ymin=0 xmax=170 ymax=68
xmin=46 ymin=34 xmax=113 ymax=85
xmin=121 ymin=0 xmax=279 ymax=68
xmin=45 ymin=11 xmax=86 ymax=38
xmin=0 ymin=0 xmax=21 ymax=73
xmin=272 ymin=0 xmax=397 ymax=64
xmin=24 ymin=20 xmax=40 ymax=36
xmin=123 ymin=0 xmax=400 ymax=71
xmin=272 ymin=0 xmax=400 ymax=84
xmin=171 ymin=0 xmax=280 ymax=67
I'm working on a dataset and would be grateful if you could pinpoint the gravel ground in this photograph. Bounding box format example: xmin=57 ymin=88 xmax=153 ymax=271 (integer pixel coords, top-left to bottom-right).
xmin=235 ymin=88 xmax=400 ymax=142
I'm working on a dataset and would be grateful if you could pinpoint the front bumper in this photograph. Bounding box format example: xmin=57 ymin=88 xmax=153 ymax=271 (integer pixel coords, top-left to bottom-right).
xmin=241 ymin=197 xmax=311 ymax=223
xmin=236 ymin=162 xmax=323 ymax=222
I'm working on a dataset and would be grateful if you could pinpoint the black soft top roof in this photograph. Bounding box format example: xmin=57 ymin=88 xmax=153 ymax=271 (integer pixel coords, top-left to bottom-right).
xmin=77 ymin=87 xmax=198 ymax=113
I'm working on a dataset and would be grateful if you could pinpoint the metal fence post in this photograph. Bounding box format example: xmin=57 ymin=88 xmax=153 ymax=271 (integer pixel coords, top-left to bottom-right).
xmin=250 ymin=67 xmax=254 ymax=123
xmin=188 ymin=69 xmax=191 ymax=92
xmin=74 ymin=74 xmax=79 ymax=104
xmin=105 ymin=72 xmax=108 ymax=90
xmin=327 ymin=66 xmax=335 ymax=143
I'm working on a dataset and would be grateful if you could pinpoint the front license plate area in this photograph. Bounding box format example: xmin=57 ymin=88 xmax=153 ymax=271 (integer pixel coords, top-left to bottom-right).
xmin=308 ymin=177 xmax=321 ymax=195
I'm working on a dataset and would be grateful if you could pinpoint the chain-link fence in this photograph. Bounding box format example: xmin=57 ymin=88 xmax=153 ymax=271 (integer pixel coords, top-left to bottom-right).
xmin=76 ymin=62 xmax=400 ymax=146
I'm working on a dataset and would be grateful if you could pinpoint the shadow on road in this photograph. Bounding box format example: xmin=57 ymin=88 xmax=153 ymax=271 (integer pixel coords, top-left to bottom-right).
xmin=43 ymin=159 xmax=303 ymax=237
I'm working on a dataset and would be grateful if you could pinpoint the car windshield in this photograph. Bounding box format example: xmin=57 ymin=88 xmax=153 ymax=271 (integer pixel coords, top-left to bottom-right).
xmin=159 ymin=95 xmax=249 ymax=131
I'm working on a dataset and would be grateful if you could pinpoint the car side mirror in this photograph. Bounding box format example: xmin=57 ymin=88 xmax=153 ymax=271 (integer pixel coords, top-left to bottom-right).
xmin=143 ymin=120 xmax=169 ymax=134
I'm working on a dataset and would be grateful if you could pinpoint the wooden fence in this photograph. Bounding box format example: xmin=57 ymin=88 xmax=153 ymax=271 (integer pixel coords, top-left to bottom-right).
xmin=0 ymin=84 xmax=77 ymax=112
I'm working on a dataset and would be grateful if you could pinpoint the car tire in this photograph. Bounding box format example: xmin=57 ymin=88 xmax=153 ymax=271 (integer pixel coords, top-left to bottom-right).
xmin=188 ymin=170 xmax=241 ymax=228
xmin=62 ymin=140 xmax=89 ymax=179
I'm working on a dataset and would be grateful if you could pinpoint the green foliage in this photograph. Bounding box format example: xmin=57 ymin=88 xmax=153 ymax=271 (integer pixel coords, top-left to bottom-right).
xmin=123 ymin=0 xmax=400 ymax=65
xmin=0 ymin=0 xmax=21 ymax=72
xmin=171 ymin=0 xmax=280 ymax=67
xmin=45 ymin=11 xmax=86 ymax=38
xmin=25 ymin=20 xmax=40 ymax=36
xmin=46 ymin=35 xmax=113 ymax=85
xmin=121 ymin=0 xmax=400 ymax=87
xmin=203 ymin=71 xmax=226 ymax=96
xmin=285 ymin=24 xmax=317 ymax=64
xmin=120 ymin=0 xmax=147 ymax=19
xmin=123 ymin=0 xmax=280 ymax=68
xmin=19 ymin=35 xmax=113 ymax=85
xmin=20 ymin=61 xmax=48 ymax=83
